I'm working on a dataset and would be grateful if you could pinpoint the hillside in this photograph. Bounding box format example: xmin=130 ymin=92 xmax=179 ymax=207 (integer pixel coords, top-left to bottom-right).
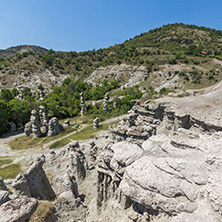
xmin=0 ymin=23 xmax=222 ymax=91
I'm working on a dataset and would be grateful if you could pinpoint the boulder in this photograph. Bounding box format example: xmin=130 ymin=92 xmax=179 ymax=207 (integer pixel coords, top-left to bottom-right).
xmin=24 ymin=121 xmax=32 ymax=137
xmin=64 ymin=119 xmax=70 ymax=128
xmin=68 ymin=141 xmax=79 ymax=150
xmin=48 ymin=117 xmax=60 ymax=136
xmin=0 ymin=197 xmax=38 ymax=222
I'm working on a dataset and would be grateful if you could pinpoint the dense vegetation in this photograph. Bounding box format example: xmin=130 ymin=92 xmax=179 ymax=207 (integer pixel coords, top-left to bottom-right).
xmin=0 ymin=78 xmax=142 ymax=135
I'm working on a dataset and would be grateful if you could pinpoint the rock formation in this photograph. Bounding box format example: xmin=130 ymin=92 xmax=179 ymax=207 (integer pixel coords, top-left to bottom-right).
xmin=48 ymin=117 xmax=60 ymax=136
xmin=93 ymin=117 xmax=99 ymax=129
xmin=98 ymin=92 xmax=222 ymax=221
xmin=113 ymin=101 xmax=117 ymax=109
xmin=24 ymin=121 xmax=32 ymax=137
xmin=59 ymin=173 xmax=79 ymax=199
xmin=80 ymin=92 xmax=86 ymax=115
xmin=96 ymin=141 xmax=143 ymax=212
xmin=30 ymin=109 xmax=41 ymax=138
xmin=12 ymin=155 xmax=56 ymax=200
xmin=103 ymin=92 xmax=110 ymax=112
xmin=10 ymin=122 xmax=16 ymax=133
xmin=39 ymin=105 xmax=48 ymax=133
xmin=68 ymin=141 xmax=87 ymax=181
xmin=64 ymin=119 xmax=70 ymax=128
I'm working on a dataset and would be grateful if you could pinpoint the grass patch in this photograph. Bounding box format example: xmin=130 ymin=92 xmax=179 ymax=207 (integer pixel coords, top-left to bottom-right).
xmin=9 ymin=115 xmax=120 ymax=151
xmin=9 ymin=136 xmax=44 ymax=150
xmin=70 ymin=125 xmax=96 ymax=140
xmin=49 ymin=137 xmax=71 ymax=149
xmin=30 ymin=201 xmax=54 ymax=222
xmin=70 ymin=124 xmax=109 ymax=140
xmin=0 ymin=163 xmax=22 ymax=179
xmin=0 ymin=158 xmax=13 ymax=167
xmin=49 ymin=123 xmax=110 ymax=149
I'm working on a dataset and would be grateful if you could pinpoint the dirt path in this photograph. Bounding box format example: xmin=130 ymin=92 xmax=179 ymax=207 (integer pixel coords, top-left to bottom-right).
xmin=42 ymin=124 xmax=87 ymax=149
xmin=0 ymin=132 xmax=25 ymax=157
xmin=0 ymin=114 xmax=128 ymax=157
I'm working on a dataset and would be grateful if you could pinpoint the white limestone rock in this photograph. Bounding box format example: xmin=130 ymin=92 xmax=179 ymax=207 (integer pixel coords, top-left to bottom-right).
xmin=0 ymin=197 xmax=38 ymax=222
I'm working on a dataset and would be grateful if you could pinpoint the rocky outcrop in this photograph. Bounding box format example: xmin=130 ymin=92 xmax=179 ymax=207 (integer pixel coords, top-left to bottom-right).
xmin=0 ymin=197 xmax=38 ymax=222
xmin=12 ymin=155 xmax=56 ymax=200
xmin=96 ymin=92 xmax=222 ymax=221
xmin=12 ymin=174 xmax=31 ymax=197
xmin=47 ymin=142 xmax=88 ymax=197
xmin=48 ymin=117 xmax=60 ymax=136
xmin=96 ymin=141 xmax=143 ymax=212
xmin=85 ymin=64 xmax=149 ymax=89
xmin=118 ymin=131 xmax=222 ymax=221
xmin=59 ymin=173 xmax=79 ymax=199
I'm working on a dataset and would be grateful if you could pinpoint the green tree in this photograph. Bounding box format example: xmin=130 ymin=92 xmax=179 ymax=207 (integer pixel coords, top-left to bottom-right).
xmin=0 ymin=101 xmax=11 ymax=135
xmin=10 ymin=99 xmax=31 ymax=125
xmin=0 ymin=89 xmax=13 ymax=102
xmin=22 ymin=87 xmax=32 ymax=98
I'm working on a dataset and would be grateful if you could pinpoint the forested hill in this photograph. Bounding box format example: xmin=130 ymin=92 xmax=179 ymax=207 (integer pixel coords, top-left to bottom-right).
xmin=0 ymin=23 xmax=222 ymax=87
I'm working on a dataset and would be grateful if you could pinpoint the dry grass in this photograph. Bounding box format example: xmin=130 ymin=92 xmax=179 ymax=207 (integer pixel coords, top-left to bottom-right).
xmin=29 ymin=201 xmax=55 ymax=222
xmin=8 ymin=126 xmax=75 ymax=150
xmin=0 ymin=157 xmax=13 ymax=167
xmin=49 ymin=123 xmax=110 ymax=149
xmin=0 ymin=163 xmax=22 ymax=179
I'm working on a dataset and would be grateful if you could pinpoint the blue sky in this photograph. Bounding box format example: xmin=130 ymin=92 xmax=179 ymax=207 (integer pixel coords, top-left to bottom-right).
xmin=0 ymin=0 xmax=221 ymax=51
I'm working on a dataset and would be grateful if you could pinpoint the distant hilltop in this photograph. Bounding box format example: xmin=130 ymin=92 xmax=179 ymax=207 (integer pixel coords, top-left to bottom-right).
xmin=0 ymin=45 xmax=48 ymax=58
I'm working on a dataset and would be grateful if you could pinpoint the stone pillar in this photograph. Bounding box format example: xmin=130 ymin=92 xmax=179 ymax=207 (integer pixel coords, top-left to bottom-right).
xmin=30 ymin=110 xmax=41 ymax=138
xmin=48 ymin=117 xmax=60 ymax=136
xmin=103 ymin=92 xmax=110 ymax=112
xmin=39 ymin=105 xmax=48 ymax=134
xmin=93 ymin=117 xmax=99 ymax=129
xmin=80 ymin=92 xmax=86 ymax=115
